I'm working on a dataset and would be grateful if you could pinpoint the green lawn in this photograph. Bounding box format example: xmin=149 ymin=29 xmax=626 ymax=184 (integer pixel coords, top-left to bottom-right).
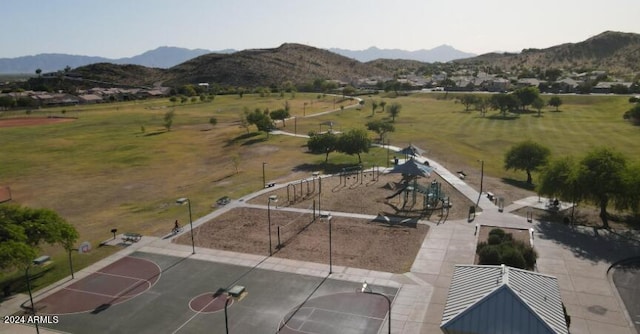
xmin=0 ymin=92 xmax=637 ymax=290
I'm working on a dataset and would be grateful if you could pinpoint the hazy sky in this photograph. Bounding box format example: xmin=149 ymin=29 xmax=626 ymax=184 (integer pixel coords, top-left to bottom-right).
xmin=2 ymin=0 xmax=639 ymax=58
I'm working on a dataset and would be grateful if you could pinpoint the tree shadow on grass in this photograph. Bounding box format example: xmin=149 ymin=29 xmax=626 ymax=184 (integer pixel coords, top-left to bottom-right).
xmin=1 ymin=265 xmax=55 ymax=299
xmin=486 ymin=114 xmax=519 ymax=121
xmin=225 ymin=132 xmax=261 ymax=147
xmin=292 ymin=162 xmax=361 ymax=174
xmin=142 ymin=130 xmax=166 ymax=137
xmin=241 ymin=138 xmax=267 ymax=146
xmin=501 ymin=177 xmax=535 ymax=191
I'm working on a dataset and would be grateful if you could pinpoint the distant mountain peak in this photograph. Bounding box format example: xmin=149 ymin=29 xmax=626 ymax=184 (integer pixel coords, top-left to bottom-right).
xmin=328 ymin=45 xmax=476 ymax=63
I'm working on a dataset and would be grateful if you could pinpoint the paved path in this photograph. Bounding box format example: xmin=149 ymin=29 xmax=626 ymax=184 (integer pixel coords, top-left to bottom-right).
xmin=3 ymin=140 xmax=639 ymax=334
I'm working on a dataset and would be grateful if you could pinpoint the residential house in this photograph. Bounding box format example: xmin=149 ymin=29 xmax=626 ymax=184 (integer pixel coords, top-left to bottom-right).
xmin=486 ymin=78 xmax=510 ymax=92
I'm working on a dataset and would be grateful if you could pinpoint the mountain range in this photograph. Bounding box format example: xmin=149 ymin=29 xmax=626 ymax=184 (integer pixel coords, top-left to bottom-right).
xmin=0 ymin=47 xmax=233 ymax=74
xmin=0 ymin=45 xmax=474 ymax=74
xmin=454 ymin=31 xmax=640 ymax=74
xmin=8 ymin=31 xmax=640 ymax=89
xmin=329 ymin=45 xmax=476 ymax=63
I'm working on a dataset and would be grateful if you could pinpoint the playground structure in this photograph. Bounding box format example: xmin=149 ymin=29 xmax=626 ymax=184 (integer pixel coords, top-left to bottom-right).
xmin=334 ymin=166 xmax=381 ymax=191
xmin=386 ymin=178 xmax=451 ymax=216
xmin=286 ymin=175 xmax=320 ymax=204
xmin=285 ymin=166 xmax=382 ymax=204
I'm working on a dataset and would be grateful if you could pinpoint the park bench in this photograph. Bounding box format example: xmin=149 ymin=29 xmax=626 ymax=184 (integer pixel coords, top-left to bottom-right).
xmin=122 ymin=232 xmax=142 ymax=243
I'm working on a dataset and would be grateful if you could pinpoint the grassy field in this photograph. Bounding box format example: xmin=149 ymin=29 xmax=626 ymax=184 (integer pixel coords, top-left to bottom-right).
xmin=1 ymin=92 xmax=637 ymax=288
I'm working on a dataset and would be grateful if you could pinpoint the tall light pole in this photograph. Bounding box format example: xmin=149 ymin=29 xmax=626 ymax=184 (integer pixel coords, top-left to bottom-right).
xmin=224 ymin=295 xmax=231 ymax=334
xmin=262 ymin=162 xmax=267 ymax=188
xmin=176 ymin=197 xmax=195 ymax=254
xmin=361 ymin=282 xmax=391 ymax=334
xmin=25 ymin=256 xmax=48 ymax=334
xmin=321 ymin=214 xmax=333 ymax=274
xmin=476 ymin=159 xmax=484 ymax=208
xmin=318 ymin=176 xmax=322 ymax=218
xmin=25 ymin=264 xmax=40 ymax=334
xmin=267 ymin=195 xmax=278 ymax=256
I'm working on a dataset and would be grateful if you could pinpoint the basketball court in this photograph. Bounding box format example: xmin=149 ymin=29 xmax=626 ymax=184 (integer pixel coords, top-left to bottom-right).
xmin=35 ymin=252 xmax=396 ymax=334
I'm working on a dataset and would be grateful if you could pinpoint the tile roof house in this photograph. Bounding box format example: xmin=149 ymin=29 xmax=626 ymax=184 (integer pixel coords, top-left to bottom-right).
xmin=441 ymin=265 xmax=568 ymax=334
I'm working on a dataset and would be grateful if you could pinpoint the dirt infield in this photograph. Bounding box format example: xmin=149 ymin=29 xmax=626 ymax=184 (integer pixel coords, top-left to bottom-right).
xmin=179 ymin=207 xmax=428 ymax=273
xmin=0 ymin=117 xmax=75 ymax=128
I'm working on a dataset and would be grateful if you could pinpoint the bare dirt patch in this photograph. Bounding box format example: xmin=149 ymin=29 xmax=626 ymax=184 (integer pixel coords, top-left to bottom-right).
xmin=177 ymin=207 xmax=428 ymax=273
xmin=0 ymin=117 xmax=76 ymax=128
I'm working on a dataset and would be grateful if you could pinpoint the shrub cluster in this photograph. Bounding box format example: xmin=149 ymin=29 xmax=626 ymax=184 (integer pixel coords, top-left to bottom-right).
xmin=476 ymin=228 xmax=537 ymax=270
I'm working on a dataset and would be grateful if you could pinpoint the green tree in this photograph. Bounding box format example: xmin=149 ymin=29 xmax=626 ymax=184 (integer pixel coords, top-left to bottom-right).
xmin=490 ymin=93 xmax=520 ymax=117
xmin=0 ymin=95 xmax=17 ymax=109
xmin=337 ymin=128 xmax=371 ymax=163
xmin=537 ymin=157 xmax=581 ymax=203
xmin=618 ymin=163 xmax=640 ymax=215
xmin=240 ymin=108 xmax=251 ymax=133
xmin=179 ymin=84 xmax=197 ymax=97
xmin=578 ymin=148 xmax=627 ymax=228
xmin=209 ymin=117 xmax=217 ymax=127
xmin=514 ymin=87 xmax=540 ymax=111
xmin=474 ymin=96 xmax=489 ymax=117
xmin=269 ymin=108 xmax=290 ymax=127
xmin=531 ymin=97 xmax=545 ymax=117
xmin=246 ymin=108 xmax=273 ymax=132
xmin=548 ymin=96 xmax=563 ymax=111
xmin=164 ymin=109 xmax=175 ymax=131
xmin=379 ymin=101 xmax=387 ymax=112
xmin=307 ymin=132 xmax=338 ymax=162
xmin=58 ymin=222 xmax=79 ymax=278
xmin=388 ymin=103 xmax=401 ymax=122
xmin=0 ymin=205 xmax=78 ymax=273
xmin=366 ymin=120 xmax=395 ymax=142
xmin=458 ymin=94 xmax=478 ymax=112
xmin=623 ymin=103 xmax=640 ymax=125
xmin=544 ymin=68 xmax=562 ymax=82
xmin=504 ymin=140 xmax=551 ymax=184
xmin=537 ymin=157 xmax=583 ymax=222
xmin=35 ymin=68 xmax=42 ymax=77
xmin=342 ymin=85 xmax=356 ymax=98
xmin=371 ymin=100 xmax=378 ymax=116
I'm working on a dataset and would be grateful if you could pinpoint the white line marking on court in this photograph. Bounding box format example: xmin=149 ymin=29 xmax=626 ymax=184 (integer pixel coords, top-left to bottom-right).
xmin=63 ymin=287 xmax=119 ymax=298
xmin=172 ymin=294 xmax=220 ymax=334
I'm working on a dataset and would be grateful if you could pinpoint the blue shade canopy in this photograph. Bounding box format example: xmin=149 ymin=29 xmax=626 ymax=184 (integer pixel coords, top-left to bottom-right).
xmin=389 ymin=158 xmax=433 ymax=177
xmin=398 ymin=144 xmax=426 ymax=157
